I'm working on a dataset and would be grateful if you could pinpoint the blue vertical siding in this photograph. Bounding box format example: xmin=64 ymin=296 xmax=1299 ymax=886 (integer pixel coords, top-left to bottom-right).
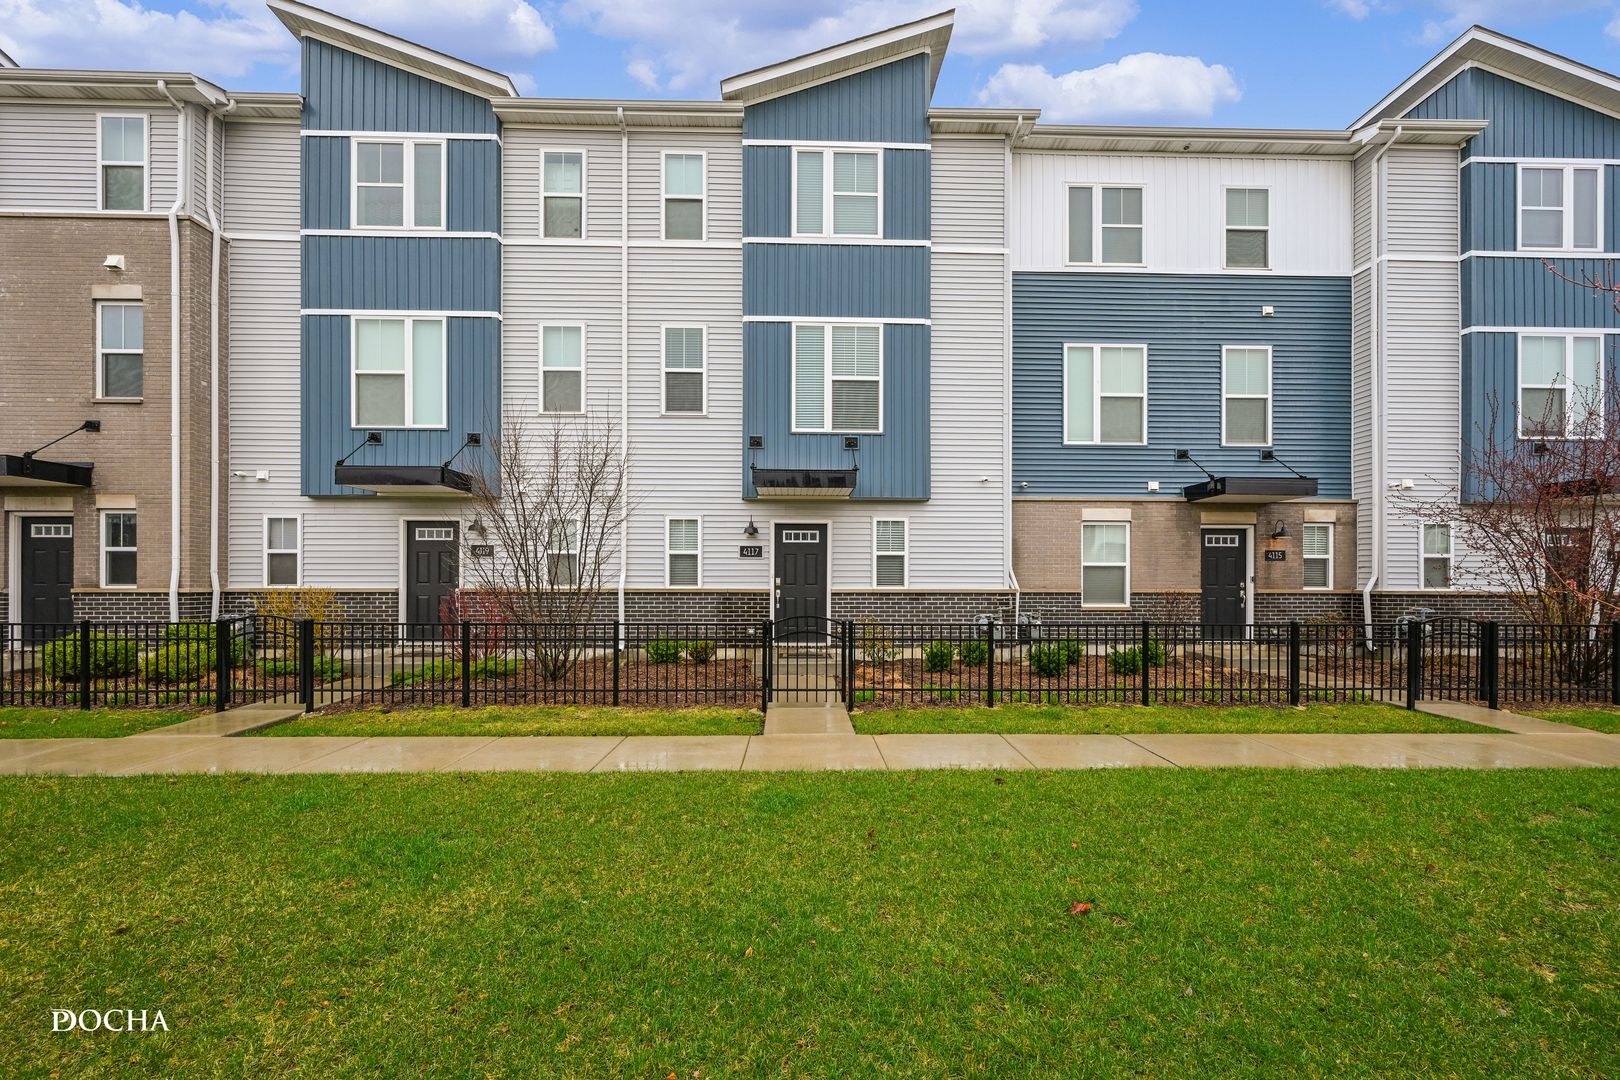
xmin=743 ymin=245 xmax=929 ymax=319
xmin=301 ymin=237 xmax=500 ymax=311
xmin=742 ymin=54 xmax=931 ymax=144
xmin=301 ymin=315 xmax=501 ymax=497
xmin=741 ymin=146 xmax=929 ymax=239
xmin=301 ymin=137 xmax=501 ymax=233
xmin=883 ymin=149 xmax=930 ymax=240
xmin=301 ymin=135 xmax=350 ymax=230
xmin=301 ymin=38 xmax=499 ymax=134
xmin=1012 ymin=273 xmax=1352 ymax=499
xmin=1461 ymin=257 xmax=1620 ymax=329
xmin=1460 ymin=162 xmax=1620 ymax=252
xmin=1407 ymin=67 xmax=1620 ymax=159
xmin=741 ymin=322 xmax=929 ymax=500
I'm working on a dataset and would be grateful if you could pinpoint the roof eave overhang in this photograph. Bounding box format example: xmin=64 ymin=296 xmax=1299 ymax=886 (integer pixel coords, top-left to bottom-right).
xmin=1 ymin=454 xmax=93 ymax=489
xmin=225 ymin=91 xmax=305 ymax=121
xmin=1183 ymin=476 xmax=1319 ymax=503
xmin=493 ymin=99 xmax=744 ymax=129
xmin=334 ymin=464 xmax=474 ymax=496
xmin=721 ymin=10 xmax=954 ymax=104
xmin=1019 ymin=124 xmax=1361 ymax=157
xmin=0 ymin=70 xmax=227 ymax=105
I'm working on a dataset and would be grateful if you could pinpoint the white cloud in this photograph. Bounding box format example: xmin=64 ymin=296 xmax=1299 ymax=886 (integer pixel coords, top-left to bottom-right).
xmin=561 ymin=0 xmax=1137 ymax=94
xmin=978 ymin=52 xmax=1241 ymax=122
xmin=1608 ymin=9 xmax=1620 ymax=41
xmin=1319 ymin=0 xmax=1609 ymax=41
xmin=1326 ymin=0 xmax=1374 ymax=17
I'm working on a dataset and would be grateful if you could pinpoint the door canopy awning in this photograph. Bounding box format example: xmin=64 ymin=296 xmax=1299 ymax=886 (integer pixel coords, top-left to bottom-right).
xmin=334 ymin=464 xmax=474 ymax=496
xmin=751 ymin=467 xmax=857 ymax=498
xmin=1 ymin=454 xmax=93 ymax=489
xmin=1182 ymin=476 xmax=1319 ymax=503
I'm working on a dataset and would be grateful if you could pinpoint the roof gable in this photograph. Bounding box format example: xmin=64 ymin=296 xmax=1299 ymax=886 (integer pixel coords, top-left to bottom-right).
xmin=721 ymin=10 xmax=952 ymax=105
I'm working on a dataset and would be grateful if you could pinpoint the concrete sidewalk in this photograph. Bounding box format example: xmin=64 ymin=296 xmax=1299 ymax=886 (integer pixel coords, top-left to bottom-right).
xmin=2 ymin=729 xmax=1617 ymax=775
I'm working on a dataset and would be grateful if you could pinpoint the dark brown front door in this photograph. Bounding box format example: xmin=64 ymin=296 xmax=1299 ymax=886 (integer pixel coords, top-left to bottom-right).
xmin=21 ymin=517 xmax=74 ymax=635
xmin=1200 ymin=528 xmax=1248 ymax=638
xmin=405 ymin=521 xmax=458 ymax=636
xmin=774 ymin=523 xmax=827 ymax=639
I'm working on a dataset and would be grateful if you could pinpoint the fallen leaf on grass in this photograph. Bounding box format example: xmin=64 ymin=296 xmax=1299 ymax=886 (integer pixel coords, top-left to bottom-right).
xmin=1068 ymin=902 xmax=1093 ymax=916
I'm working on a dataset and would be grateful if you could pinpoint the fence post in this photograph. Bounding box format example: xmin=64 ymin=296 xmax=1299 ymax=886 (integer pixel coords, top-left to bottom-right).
xmin=215 ymin=617 xmax=231 ymax=713
xmin=760 ymin=619 xmax=772 ymax=713
xmin=1288 ymin=620 xmax=1302 ymax=707
xmin=78 ymin=619 xmax=92 ymax=711
xmin=1140 ymin=621 xmax=1151 ymax=706
xmin=1404 ymin=618 xmax=1423 ymax=711
xmin=843 ymin=620 xmax=854 ymax=711
xmin=1610 ymin=622 xmax=1620 ymax=707
xmin=460 ymin=619 xmax=472 ymax=708
xmin=298 ymin=618 xmax=315 ymax=713
xmin=1483 ymin=621 xmax=1499 ymax=711
xmin=984 ymin=620 xmax=996 ymax=707
xmin=612 ymin=619 xmax=621 ymax=707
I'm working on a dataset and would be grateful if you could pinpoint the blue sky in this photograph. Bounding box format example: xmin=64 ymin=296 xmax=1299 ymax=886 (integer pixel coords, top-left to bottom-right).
xmin=2 ymin=0 xmax=1618 ymax=127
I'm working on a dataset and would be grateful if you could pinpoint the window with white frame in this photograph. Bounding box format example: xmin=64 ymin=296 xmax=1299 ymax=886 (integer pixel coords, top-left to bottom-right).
xmin=542 ymin=151 xmax=585 ymax=238
xmin=1081 ymin=522 xmax=1129 ymax=607
xmin=1302 ymin=523 xmax=1332 ymax=590
xmin=265 ymin=516 xmax=300 ymax=587
xmin=794 ymin=149 xmax=880 ymax=237
xmin=1519 ymin=164 xmax=1600 ymax=251
xmin=351 ymin=317 xmax=446 ymax=428
xmin=102 ymin=511 xmax=137 ymax=587
xmin=1422 ymin=524 xmax=1452 ymax=589
xmin=874 ymin=519 xmax=908 ymax=587
xmin=547 ymin=519 xmax=579 ymax=586
xmin=1225 ymin=188 xmax=1269 ymax=268
xmin=1066 ymin=184 xmax=1143 ymax=264
xmin=663 ymin=326 xmax=705 ymax=413
xmin=99 ymin=115 xmax=146 ymax=211
xmin=1222 ymin=346 xmax=1272 ymax=446
xmin=666 ymin=518 xmax=700 ymax=587
xmin=663 ymin=152 xmax=704 ymax=241
xmin=1519 ymin=333 xmax=1603 ymax=438
xmin=353 ymin=139 xmax=443 ymax=229
xmin=794 ymin=324 xmax=881 ymax=432
xmin=1063 ymin=344 xmax=1146 ymax=444
xmin=96 ymin=301 xmax=143 ymax=399
xmin=540 ymin=325 xmax=584 ymax=414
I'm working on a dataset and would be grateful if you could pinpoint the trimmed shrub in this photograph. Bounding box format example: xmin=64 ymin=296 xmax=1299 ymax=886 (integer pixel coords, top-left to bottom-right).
xmin=142 ymin=642 xmax=215 ymax=683
xmin=164 ymin=621 xmax=246 ymax=664
xmin=958 ymin=638 xmax=989 ymax=667
xmin=41 ymin=633 xmax=140 ymax=680
xmin=257 ymin=656 xmax=345 ymax=680
xmin=922 ymin=639 xmax=955 ymax=673
xmin=1108 ymin=639 xmax=1166 ymax=677
xmin=1028 ymin=643 xmax=1065 ymax=678
xmin=645 ymin=637 xmax=683 ymax=664
xmin=1055 ymin=638 xmax=1085 ymax=666
xmin=685 ymin=639 xmax=717 ymax=664
xmin=471 ymin=656 xmax=521 ymax=680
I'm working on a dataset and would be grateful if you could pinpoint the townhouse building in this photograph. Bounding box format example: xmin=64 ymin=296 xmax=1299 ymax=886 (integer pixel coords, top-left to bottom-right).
xmin=2 ymin=3 xmax=1617 ymax=632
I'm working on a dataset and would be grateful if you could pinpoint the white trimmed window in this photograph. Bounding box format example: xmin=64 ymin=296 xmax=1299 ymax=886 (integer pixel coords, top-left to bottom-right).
xmin=99 ymin=114 xmax=146 ymax=211
xmin=547 ymin=519 xmax=579 ymax=586
xmin=352 ymin=318 xmax=446 ymax=428
xmin=793 ymin=324 xmax=882 ymax=432
xmin=1302 ymin=523 xmax=1332 ymax=590
xmin=540 ymin=325 xmax=585 ymax=414
xmin=102 ymin=511 xmax=137 ymax=588
xmin=1519 ymin=333 xmax=1603 ymax=438
xmin=353 ymin=139 xmax=443 ymax=229
xmin=662 ymin=326 xmax=706 ymax=414
xmin=663 ymin=152 xmax=705 ymax=241
xmin=1422 ymin=524 xmax=1452 ymax=589
xmin=794 ymin=149 xmax=880 ymax=237
xmin=542 ymin=151 xmax=585 ymax=238
xmin=1225 ymin=188 xmax=1269 ymax=268
xmin=1066 ymin=184 xmax=1143 ymax=265
xmin=1081 ymin=522 xmax=1130 ymax=607
xmin=874 ymin=519 xmax=908 ymax=587
xmin=1519 ymin=164 xmax=1600 ymax=251
xmin=666 ymin=518 xmax=700 ymax=587
xmin=96 ymin=301 xmax=144 ymax=399
xmin=1222 ymin=346 xmax=1272 ymax=446
xmin=265 ymin=516 xmax=300 ymax=587
xmin=1063 ymin=344 xmax=1146 ymax=445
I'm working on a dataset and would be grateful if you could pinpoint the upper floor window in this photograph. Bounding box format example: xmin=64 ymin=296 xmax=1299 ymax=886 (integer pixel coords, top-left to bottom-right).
xmin=795 ymin=149 xmax=880 ymax=237
xmin=1225 ymin=188 xmax=1269 ymax=268
xmin=353 ymin=139 xmax=443 ymax=229
xmin=1063 ymin=344 xmax=1146 ymax=445
xmin=351 ymin=317 xmax=446 ymax=428
xmin=1519 ymin=333 xmax=1603 ymax=438
xmin=793 ymin=323 xmax=881 ymax=432
xmin=99 ymin=115 xmax=146 ymax=211
xmin=540 ymin=325 xmax=585 ymax=414
xmin=1067 ymin=185 xmax=1143 ymax=265
xmin=662 ymin=326 xmax=706 ymax=414
xmin=1519 ymin=165 xmax=1600 ymax=251
xmin=542 ymin=151 xmax=585 ymax=239
xmin=663 ymin=152 xmax=705 ymax=241
xmin=1222 ymin=346 xmax=1272 ymax=446
xmin=96 ymin=301 xmax=143 ymax=399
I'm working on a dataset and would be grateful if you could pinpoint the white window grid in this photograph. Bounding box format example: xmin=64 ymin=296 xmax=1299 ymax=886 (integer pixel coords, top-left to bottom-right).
xmin=539 ymin=324 xmax=586 ymax=415
xmin=791 ymin=323 xmax=883 ymax=434
xmin=661 ymin=150 xmax=706 ymax=241
xmin=1221 ymin=345 xmax=1273 ymax=447
xmin=1302 ymin=523 xmax=1332 ymax=590
xmin=101 ymin=510 xmax=137 ymax=588
xmin=1080 ymin=521 xmax=1131 ymax=609
xmin=95 ymin=300 xmax=144 ymax=400
xmin=350 ymin=138 xmax=446 ymax=230
xmin=1064 ymin=183 xmax=1145 ymax=266
xmin=661 ymin=325 xmax=707 ymax=415
xmin=264 ymin=515 xmax=301 ymax=588
xmin=349 ymin=317 xmax=448 ymax=429
xmin=666 ymin=517 xmax=702 ymax=588
xmin=1517 ymin=163 xmax=1602 ymax=252
xmin=1061 ymin=343 xmax=1148 ymax=446
xmin=1224 ymin=186 xmax=1270 ymax=269
xmin=97 ymin=113 xmax=147 ymax=212
xmin=792 ymin=147 xmax=883 ymax=238
xmin=1516 ymin=332 xmax=1605 ymax=439
xmin=541 ymin=149 xmax=587 ymax=239
xmin=873 ymin=518 xmax=908 ymax=588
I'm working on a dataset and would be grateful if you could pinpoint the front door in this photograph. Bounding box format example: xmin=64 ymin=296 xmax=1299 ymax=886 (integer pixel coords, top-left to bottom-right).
xmin=20 ymin=517 xmax=75 ymax=637
xmin=1200 ymin=528 xmax=1248 ymax=638
xmin=774 ymin=523 xmax=827 ymax=639
xmin=404 ymin=521 xmax=458 ymax=636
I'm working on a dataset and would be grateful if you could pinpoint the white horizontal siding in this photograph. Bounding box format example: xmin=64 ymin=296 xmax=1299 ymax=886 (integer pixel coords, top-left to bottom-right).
xmin=932 ymin=136 xmax=1005 ymax=247
xmin=502 ymin=127 xmax=624 ymax=240
xmin=1385 ymin=146 xmax=1459 ymax=257
xmin=223 ymin=121 xmax=299 ymax=233
xmin=1010 ymin=151 xmax=1352 ymax=274
xmin=0 ymin=102 xmax=178 ymax=212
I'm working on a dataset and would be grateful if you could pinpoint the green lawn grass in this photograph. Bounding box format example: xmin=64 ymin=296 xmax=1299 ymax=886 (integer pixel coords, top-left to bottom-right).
xmin=0 ymin=707 xmax=196 ymax=739
xmin=256 ymin=704 xmax=762 ymax=737
xmin=854 ymin=702 xmax=1484 ymax=735
xmin=1523 ymin=706 xmax=1620 ymax=734
xmin=1 ymin=770 xmax=1615 ymax=1077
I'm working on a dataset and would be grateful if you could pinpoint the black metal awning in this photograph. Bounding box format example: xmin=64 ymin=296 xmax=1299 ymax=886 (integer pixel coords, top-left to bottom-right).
xmin=751 ymin=467 xmax=857 ymax=498
xmin=1182 ymin=475 xmax=1318 ymax=503
xmin=1 ymin=454 xmax=93 ymax=488
xmin=334 ymin=464 xmax=474 ymax=496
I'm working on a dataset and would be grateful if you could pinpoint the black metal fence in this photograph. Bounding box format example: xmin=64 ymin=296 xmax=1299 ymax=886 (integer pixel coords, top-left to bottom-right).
xmin=3 ymin=615 xmax=1617 ymax=712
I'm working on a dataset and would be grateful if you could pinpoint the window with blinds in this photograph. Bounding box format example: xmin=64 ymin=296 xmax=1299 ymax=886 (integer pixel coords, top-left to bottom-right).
xmin=874 ymin=519 xmax=908 ymax=587
xmin=1225 ymin=188 xmax=1269 ymax=268
xmin=793 ymin=324 xmax=881 ymax=432
xmin=1302 ymin=523 xmax=1331 ymax=590
xmin=667 ymin=518 xmax=700 ymax=587
xmin=542 ymin=151 xmax=585 ymax=239
xmin=541 ymin=325 xmax=584 ymax=414
xmin=266 ymin=517 xmax=300 ymax=587
xmin=663 ymin=152 xmax=704 ymax=240
xmin=1081 ymin=522 xmax=1129 ymax=607
xmin=794 ymin=148 xmax=880 ymax=237
xmin=663 ymin=327 xmax=705 ymax=413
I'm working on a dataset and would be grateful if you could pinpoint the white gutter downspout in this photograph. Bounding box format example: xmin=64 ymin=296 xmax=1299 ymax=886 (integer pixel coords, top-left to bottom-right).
xmin=1362 ymin=123 xmax=1404 ymax=649
xmin=200 ymin=97 xmax=236 ymax=620
xmin=157 ymin=81 xmax=188 ymax=623
xmin=616 ymin=106 xmax=629 ymax=629
xmin=1005 ymin=116 xmax=1028 ymax=622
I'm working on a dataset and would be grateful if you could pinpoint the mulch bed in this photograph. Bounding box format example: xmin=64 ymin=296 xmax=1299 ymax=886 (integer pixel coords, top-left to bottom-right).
xmin=337 ymin=655 xmax=760 ymax=708
xmin=854 ymin=655 xmax=1294 ymax=707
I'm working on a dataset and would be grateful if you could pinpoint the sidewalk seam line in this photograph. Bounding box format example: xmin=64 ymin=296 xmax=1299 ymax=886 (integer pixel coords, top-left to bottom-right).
xmin=999 ymin=734 xmax=1039 ymax=770
xmin=1120 ymin=735 xmax=1181 ymax=768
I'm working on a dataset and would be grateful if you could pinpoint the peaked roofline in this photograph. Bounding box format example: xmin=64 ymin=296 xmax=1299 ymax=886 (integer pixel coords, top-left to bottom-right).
xmin=0 ymin=46 xmax=17 ymax=68
xmin=267 ymin=0 xmax=517 ymax=98
xmin=720 ymin=9 xmax=953 ymax=104
xmin=1352 ymin=24 xmax=1620 ymax=130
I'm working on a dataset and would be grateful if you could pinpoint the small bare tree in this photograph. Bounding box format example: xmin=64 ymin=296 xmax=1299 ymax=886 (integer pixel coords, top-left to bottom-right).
xmin=461 ymin=410 xmax=636 ymax=681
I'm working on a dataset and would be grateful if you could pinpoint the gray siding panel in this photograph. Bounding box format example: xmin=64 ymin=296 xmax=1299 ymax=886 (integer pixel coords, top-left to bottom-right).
xmin=1408 ymin=68 xmax=1620 ymax=159
xmin=301 ymin=236 xmax=501 ymax=311
xmin=301 ymin=38 xmax=498 ymax=134
xmin=224 ymin=121 xmax=300 ymax=233
xmin=447 ymin=140 xmax=501 ymax=233
xmin=742 ymin=145 xmax=790 ymax=236
xmin=1462 ymin=256 xmax=1620 ymax=328
xmin=883 ymin=148 xmax=930 ymax=240
xmin=742 ymin=54 xmax=930 ymax=144
xmin=1012 ymin=273 xmax=1352 ymax=498
xmin=1459 ymin=162 xmax=1514 ymax=253
xmin=742 ymin=322 xmax=930 ymax=500
xmin=743 ymin=244 xmax=929 ymax=319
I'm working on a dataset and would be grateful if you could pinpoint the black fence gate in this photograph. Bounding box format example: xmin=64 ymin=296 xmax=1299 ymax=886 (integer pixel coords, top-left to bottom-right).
xmin=765 ymin=616 xmax=851 ymax=708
